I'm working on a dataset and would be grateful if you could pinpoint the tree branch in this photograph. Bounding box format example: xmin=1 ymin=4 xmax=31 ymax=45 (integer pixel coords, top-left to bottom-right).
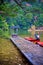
xmin=14 ymin=0 xmax=26 ymax=13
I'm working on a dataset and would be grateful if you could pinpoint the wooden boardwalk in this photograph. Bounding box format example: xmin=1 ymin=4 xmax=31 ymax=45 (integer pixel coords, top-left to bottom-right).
xmin=10 ymin=36 xmax=43 ymax=65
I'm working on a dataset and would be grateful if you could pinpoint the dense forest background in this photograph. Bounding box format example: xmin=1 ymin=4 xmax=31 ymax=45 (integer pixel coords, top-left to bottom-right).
xmin=0 ymin=0 xmax=43 ymax=37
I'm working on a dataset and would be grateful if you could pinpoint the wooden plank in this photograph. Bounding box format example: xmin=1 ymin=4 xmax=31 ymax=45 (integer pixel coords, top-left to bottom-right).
xmin=10 ymin=36 xmax=43 ymax=65
xmin=28 ymin=30 xmax=43 ymax=32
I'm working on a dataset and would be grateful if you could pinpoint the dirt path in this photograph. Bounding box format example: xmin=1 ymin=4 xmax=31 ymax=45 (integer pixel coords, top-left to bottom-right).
xmin=0 ymin=38 xmax=31 ymax=65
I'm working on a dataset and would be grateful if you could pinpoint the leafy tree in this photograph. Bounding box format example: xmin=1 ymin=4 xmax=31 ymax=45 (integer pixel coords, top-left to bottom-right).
xmin=0 ymin=15 xmax=9 ymax=37
xmin=0 ymin=0 xmax=43 ymax=37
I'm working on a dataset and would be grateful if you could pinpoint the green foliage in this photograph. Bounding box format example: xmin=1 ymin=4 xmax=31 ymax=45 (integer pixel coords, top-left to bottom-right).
xmin=39 ymin=14 xmax=43 ymax=20
xmin=0 ymin=1 xmax=43 ymax=37
xmin=0 ymin=15 xmax=9 ymax=37
xmin=0 ymin=15 xmax=8 ymax=30
xmin=0 ymin=29 xmax=3 ymax=35
xmin=25 ymin=13 xmax=33 ymax=19
xmin=34 ymin=13 xmax=43 ymax=27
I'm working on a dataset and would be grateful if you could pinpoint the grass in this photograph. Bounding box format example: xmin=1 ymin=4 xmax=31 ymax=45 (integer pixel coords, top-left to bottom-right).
xmin=0 ymin=37 xmax=30 ymax=65
xmin=40 ymin=33 xmax=43 ymax=42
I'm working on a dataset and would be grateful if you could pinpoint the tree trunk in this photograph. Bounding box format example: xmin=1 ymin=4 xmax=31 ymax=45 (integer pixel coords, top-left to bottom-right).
xmin=14 ymin=0 xmax=23 ymax=8
xmin=14 ymin=0 xmax=26 ymax=13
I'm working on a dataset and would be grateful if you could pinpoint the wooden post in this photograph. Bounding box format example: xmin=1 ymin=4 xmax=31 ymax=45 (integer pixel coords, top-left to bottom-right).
xmin=31 ymin=25 xmax=36 ymax=38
